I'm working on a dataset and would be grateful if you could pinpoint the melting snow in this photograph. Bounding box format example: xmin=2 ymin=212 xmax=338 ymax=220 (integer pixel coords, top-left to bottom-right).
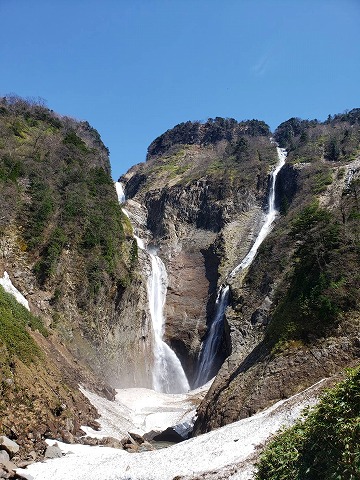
xmin=17 ymin=380 xmax=326 ymax=480
xmin=0 ymin=271 xmax=30 ymax=310
xmin=80 ymin=386 xmax=204 ymax=439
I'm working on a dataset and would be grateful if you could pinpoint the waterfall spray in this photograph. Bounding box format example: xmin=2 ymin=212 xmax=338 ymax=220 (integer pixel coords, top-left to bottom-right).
xmin=194 ymin=146 xmax=287 ymax=388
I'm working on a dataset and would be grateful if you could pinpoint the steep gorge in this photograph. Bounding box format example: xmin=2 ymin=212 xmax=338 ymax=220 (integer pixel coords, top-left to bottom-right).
xmin=121 ymin=118 xmax=278 ymax=385
xmin=1 ymin=99 xmax=360 ymax=464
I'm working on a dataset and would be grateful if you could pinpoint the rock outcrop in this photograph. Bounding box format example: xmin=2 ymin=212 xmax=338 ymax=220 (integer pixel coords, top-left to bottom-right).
xmin=122 ymin=112 xmax=360 ymax=431
xmin=193 ymin=111 xmax=360 ymax=432
xmin=121 ymin=119 xmax=278 ymax=384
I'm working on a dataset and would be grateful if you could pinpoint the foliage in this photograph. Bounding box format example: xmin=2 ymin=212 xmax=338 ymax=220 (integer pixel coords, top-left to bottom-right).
xmin=312 ymin=168 xmax=333 ymax=194
xmin=147 ymin=117 xmax=271 ymax=159
xmin=0 ymin=154 xmax=24 ymax=182
xmin=34 ymin=227 xmax=68 ymax=284
xmin=0 ymin=286 xmax=47 ymax=364
xmin=255 ymin=366 xmax=360 ymax=479
xmin=0 ymin=95 xmax=132 ymax=304
xmin=266 ymin=202 xmax=360 ymax=347
xmin=63 ymin=129 xmax=88 ymax=152
xmin=274 ymin=111 xmax=360 ymax=164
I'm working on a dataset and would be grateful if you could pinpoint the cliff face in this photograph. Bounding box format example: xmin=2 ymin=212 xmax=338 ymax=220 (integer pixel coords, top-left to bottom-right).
xmin=122 ymin=118 xmax=278 ymax=383
xmin=2 ymin=98 xmax=360 ymax=453
xmin=193 ymin=110 xmax=360 ymax=433
xmin=0 ymin=97 xmax=152 ymax=455
xmin=123 ymin=112 xmax=360 ymax=431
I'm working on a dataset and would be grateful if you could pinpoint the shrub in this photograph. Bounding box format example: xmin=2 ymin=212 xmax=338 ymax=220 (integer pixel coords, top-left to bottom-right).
xmin=255 ymin=366 xmax=360 ymax=479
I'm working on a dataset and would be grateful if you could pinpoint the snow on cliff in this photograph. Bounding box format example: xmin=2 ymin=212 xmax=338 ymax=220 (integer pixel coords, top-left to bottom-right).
xmin=0 ymin=271 xmax=30 ymax=310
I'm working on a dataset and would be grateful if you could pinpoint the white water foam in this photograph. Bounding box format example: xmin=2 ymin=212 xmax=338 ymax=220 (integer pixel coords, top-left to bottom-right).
xmin=147 ymin=252 xmax=190 ymax=393
xmin=115 ymin=181 xmax=126 ymax=203
xmin=114 ymin=182 xmax=189 ymax=393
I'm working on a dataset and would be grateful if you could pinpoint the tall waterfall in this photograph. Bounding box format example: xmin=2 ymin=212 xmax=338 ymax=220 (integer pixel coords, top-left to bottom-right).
xmin=147 ymin=251 xmax=190 ymax=393
xmin=115 ymin=182 xmax=189 ymax=393
xmin=115 ymin=182 xmax=126 ymax=204
xmin=194 ymin=147 xmax=287 ymax=388
xmin=229 ymin=147 xmax=287 ymax=277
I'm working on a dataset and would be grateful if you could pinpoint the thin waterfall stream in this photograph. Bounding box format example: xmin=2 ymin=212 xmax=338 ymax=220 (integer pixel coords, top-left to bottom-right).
xmin=194 ymin=146 xmax=287 ymax=388
xmin=115 ymin=182 xmax=190 ymax=393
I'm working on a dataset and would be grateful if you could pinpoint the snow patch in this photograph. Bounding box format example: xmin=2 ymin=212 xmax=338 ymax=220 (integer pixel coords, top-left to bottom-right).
xmin=17 ymin=380 xmax=326 ymax=480
xmin=80 ymin=386 xmax=207 ymax=439
xmin=0 ymin=271 xmax=30 ymax=310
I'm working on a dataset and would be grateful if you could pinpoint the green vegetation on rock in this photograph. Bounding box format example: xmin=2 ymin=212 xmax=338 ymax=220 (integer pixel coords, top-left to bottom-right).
xmin=255 ymin=366 xmax=360 ymax=480
xmin=275 ymin=110 xmax=360 ymax=164
xmin=0 ymin=96 xmax=134 ymax=301
xmin=0 ymin=286 xmax=47 ymax=364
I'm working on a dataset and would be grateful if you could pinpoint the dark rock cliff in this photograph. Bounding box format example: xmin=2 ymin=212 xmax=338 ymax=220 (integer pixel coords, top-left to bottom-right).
xmin=193 ymin=111 xmax=360 ymax=433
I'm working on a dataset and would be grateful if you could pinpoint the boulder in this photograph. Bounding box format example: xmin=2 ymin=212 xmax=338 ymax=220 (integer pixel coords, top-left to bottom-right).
xmin=128 ymin=432 xmax=145 ymax=445
xmin=44 ymin=443 xmax=63 ymax=459
xmin=0 ymin=459 xmax=17 ymax=474
xmin=152 ymin=427 xmax=184 ymax=443
xmin=0 ymin=452 xmax=9 ymax=464
xmin=0 ymin=437 xmax=19 ymax=457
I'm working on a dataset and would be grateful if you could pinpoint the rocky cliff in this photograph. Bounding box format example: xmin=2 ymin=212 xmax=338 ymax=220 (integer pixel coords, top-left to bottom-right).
xmin=122 ymin=112 xmax=360 ymax=431
xmin=121 ymin=118 xmax=278 ymax=384
xmin=0 ymin=97 xmax=151 ymax=457
xmin=193 ymin=110 xmax=360 ymax=433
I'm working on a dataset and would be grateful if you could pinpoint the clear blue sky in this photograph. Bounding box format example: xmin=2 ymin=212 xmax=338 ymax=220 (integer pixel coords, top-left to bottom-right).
xmin=1 ymin=0 xmax=359 ymax=180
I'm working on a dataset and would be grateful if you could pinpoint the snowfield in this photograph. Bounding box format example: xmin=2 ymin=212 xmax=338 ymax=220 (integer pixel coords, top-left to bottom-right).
xmin=16 ymin=379 xmax=327 ymax=480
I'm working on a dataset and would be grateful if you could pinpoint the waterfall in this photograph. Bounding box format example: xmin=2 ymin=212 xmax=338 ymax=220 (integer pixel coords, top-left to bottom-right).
xmin=115 ymin=182 xmax=126 ymax=203
xmin=229 ymin=147 xmax=287 ymax=277
xmin=193 ymin=285 xmax=229 ymax=388
xmin=115 ymin=182 xmax=189 ymax=393
xmin=147 ymin=251 xmax=190 ymax=393
xmin=194 ymin=146 xmax=287 ymax=388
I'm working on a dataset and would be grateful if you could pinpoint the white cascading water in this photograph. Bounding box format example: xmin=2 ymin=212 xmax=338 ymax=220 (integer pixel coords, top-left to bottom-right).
xmin=114 ymin=182 xmax=190 ymax=393
xmin=193 ymin=285 xmax=229 ymax=388
xmin=115 ymin=182 xmax=126 ymax=204
xmin=229 ymin=147 xmax=287 ymax=278
xmin=147 ymin=251 xmax=190 ymax=393
xmin=194 ymin=146 xmax=287 ymax=388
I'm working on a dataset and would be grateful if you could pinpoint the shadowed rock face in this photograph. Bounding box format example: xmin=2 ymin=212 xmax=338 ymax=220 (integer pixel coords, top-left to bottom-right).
xmin=193 ymin=114 xmax=360 ymax=433
xmin=193 ymin=315 xmax=360 ymax=434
